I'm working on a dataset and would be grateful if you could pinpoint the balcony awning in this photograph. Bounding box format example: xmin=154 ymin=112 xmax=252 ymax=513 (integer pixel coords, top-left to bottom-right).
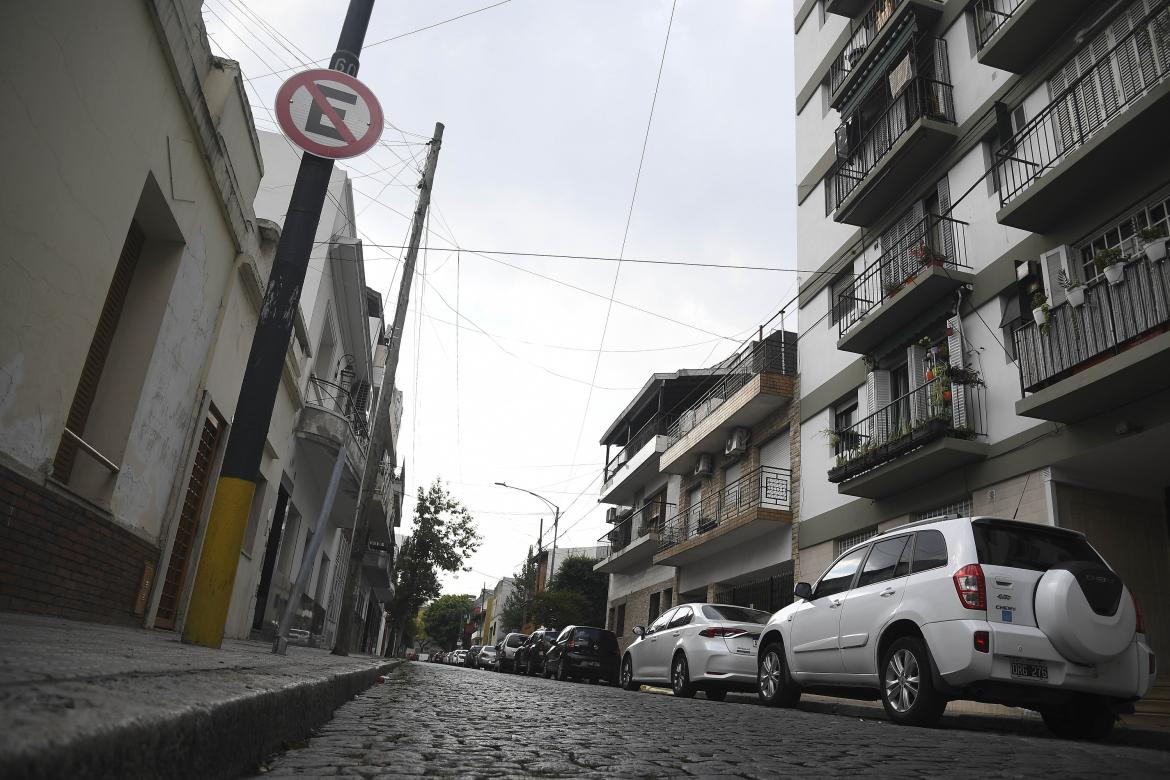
xmin=839 ymin=20 xmax=916 ymax=117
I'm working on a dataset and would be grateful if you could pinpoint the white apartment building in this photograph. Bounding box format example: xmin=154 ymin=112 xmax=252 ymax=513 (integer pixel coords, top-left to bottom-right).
xmin=793 ymin=0 xmax=1170 ymax=698
xmin=595 ymin=333 xmax=799 ymax=649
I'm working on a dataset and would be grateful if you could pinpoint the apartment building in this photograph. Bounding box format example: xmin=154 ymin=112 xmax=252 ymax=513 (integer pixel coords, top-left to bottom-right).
xmin=596 ymin=332 xmax=799 ymax=649
xmin=793 ymin=0 xmax=1170 ymax=682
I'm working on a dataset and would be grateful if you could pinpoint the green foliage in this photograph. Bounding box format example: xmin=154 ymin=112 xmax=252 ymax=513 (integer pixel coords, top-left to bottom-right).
xmin=501 ymin=549 xmax=539 ymax=631
xmin=548 ymin=555 xmax=608 ymax=627
xmin=1140 ymin=225 xmax=1167 ymax=241
xmin=1093 ymin=247 xmax=1124 ymax=271
xmin=529 ymin=589 xmax=590 ymax=628
xmin=422 ymin=594 xmax=474 ymax=650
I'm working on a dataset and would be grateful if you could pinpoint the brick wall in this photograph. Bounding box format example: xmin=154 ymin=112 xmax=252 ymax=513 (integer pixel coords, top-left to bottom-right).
xmin=0 ymin=462 xmax=158 ymax=626
xmin=609 ymin=579 xmax=673 ymax=653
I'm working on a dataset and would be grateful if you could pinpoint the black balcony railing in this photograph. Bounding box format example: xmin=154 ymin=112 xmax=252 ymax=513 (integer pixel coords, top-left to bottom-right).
xmin=995 ymin=0 xmax=1170 ymax=207
xmin=827 ymin=70 xmax=955 ymax=215
xmin=658 ymin=466 xmax=792 ymax=551
xmin=306 ymin=375 xmax=370 ymax=448
xmin=827 ymin=374 xmax=985 ymax=484
xmin=596 ymin=501 xmax=675 ymax=558
xmin=664 ymin=336 xmax=796 ymax=445
xmin=973 ymin=0 xmax=1025 ymax=49
xmin=836 ymin=214 xmax=969 ymax=337
xmin=1014 ymin=258 xmax=1170 ymax=394
xmin=829 ymin=0 xmax=913 ymax=96
xmin=603 ymin=415 xmax=668 ymax=486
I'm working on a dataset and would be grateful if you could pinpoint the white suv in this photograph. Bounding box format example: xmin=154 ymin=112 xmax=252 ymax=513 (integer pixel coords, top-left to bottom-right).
xmin=757 ymin=516 xmax=1156 ymax=739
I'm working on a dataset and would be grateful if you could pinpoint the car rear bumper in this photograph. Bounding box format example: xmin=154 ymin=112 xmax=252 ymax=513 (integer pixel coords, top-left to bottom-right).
xmin=922 ymin=619 xmax=1155 ymax=702
xmin=565 ymin=654 xmax=619 ymax=678
xmin=694 ymin=639 xmax=757 ymax=686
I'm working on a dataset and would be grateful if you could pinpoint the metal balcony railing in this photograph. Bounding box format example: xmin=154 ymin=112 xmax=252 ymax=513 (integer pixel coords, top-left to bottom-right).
xmin=827 ymin=69 xmax=955 ymax=215
xmin=827 ymin=375 xmax=985 ymax=484
xmin=664 ymin=337 xmax=796 ymax=445
xmin=829 ymin=0 xmax=911 ymax=96
xmin=973 ymin=0 xmax=1025 ymax=49
xmin=658 ymin=466 xmax=792 ymax=551
xmin=836 ymin=214 xmax=970 ymax=337
xmin=596 ymin=501 xmax=675 ymax=558
xmin=995 ymin=0 xmax=1170 ymax=207
xmin=1014 ymin=259 xmax=1170 ymax=393
xmin=603 ymin=415 xmax=668 ymax=486
xmin=306 ymin=375 xmax=370 ymax=448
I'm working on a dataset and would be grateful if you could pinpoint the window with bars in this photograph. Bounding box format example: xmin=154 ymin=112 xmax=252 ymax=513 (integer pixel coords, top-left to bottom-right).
xmin=830 ymin=272 xmax=856 ymax=325
xmin=1078 ymin=194 xmax=1170 ymax=281
xmin=913 ymin=497 xmax=973 ymax=522
xmin=835 ymin=526 xmax=878 ymax=556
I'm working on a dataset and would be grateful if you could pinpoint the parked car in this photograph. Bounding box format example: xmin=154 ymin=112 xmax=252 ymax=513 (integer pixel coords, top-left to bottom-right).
xmin=478 ymin=644 xmax=500 ymax=671
xmin=498 ymin=632 xmax=527 ymax=672
xmin=465 ymin=645 xmax=483 ymax=668
xmin=515 ymin=628 xmax=559 ymax=675
xmin=619 ymin=603 xmax=769 ymax=700
xmin=453 ymin=650 xmax=468 ymax=665
xmin=431 ymin=651 xmax=444 ymax=663
xmin=755 ymin=515 xmax=1156 ymax=740
xmin=545 ymin=625 xmax=620 ymax=683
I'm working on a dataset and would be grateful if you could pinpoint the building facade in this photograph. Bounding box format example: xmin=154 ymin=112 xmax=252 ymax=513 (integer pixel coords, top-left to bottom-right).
xmin=794 ymin=0 xmax=1169 ymax=694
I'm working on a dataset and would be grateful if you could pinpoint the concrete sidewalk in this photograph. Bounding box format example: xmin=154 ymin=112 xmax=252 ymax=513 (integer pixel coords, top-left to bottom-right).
xmin=0 ymin=613 xmax=401 ymax=779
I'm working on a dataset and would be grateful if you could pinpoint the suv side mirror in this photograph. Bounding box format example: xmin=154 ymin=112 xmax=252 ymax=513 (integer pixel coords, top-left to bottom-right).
xmin=632 ymin=625 xmax=646 ymax=637
xmin=794 ymin=582 xmax=814 ymax=600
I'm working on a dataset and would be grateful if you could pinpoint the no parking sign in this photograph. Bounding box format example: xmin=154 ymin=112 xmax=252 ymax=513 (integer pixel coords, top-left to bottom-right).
xmin=274 ymin=69 xmax=383 ymax=159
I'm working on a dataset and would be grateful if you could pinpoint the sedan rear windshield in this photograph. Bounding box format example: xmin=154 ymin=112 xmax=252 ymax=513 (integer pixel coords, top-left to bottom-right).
xmin=701 ymin=605 xmax=770 ymax=624
xmin=973 ymin=522 xmax=1104 ymax=572
xmin=506 ymin=635 xmax=525 ymax=647
xmin=572 ymin=627 xmax=619 ymax=652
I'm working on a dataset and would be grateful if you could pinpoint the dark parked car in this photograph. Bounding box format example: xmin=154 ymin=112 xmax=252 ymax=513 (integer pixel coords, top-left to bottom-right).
xmin=544 ymin=625 xmax=620 ymax=683
xmin=514 ymin=628 xmax=559 ymax=675
xmin=465 ymin=645 xmax=483 ymax=668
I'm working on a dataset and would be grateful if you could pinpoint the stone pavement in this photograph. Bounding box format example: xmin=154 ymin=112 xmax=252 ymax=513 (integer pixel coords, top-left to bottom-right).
xmin=260 ymin=659 xmax=1170 ymax=778
xmin=0 ymin=612 xmax=399 ymax=778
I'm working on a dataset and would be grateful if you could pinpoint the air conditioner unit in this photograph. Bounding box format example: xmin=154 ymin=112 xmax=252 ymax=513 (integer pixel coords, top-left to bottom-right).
xmin=694 ymin=453 xmax=714 ymax=478
xmin=724 ymin=427 xmax=750 ymax=458
xmin=605 ymin=507 xmax=619 ymax=524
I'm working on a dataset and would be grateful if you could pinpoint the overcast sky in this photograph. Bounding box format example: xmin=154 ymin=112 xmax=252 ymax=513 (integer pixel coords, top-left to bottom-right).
xmin=203 ymin=0 xmax=798 ymax=596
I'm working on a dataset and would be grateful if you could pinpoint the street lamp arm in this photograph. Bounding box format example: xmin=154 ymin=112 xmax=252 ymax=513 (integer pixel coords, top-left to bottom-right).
xmin=493 ymin=482 xmax=560 ymax=516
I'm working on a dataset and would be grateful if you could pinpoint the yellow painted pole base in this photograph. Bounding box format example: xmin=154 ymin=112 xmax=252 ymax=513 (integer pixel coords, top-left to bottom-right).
xmin=182 ymin=476 xmax=256 ymax=649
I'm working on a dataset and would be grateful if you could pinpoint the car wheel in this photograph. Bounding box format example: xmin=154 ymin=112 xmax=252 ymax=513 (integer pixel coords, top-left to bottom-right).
xmin=556 ymin=658 xmax=573 ymax=682
xmin=706 ymin=686 xmax=727 ymax=701
xmin=757 ymin=641 xmax=800 ymax=707
xmin=620 ymin=655 xmax=638 ymax=691
xmin=1041 ymin=699 xmax=1116 ymax=741
xmin=880 ymin=636 xmax=946 ymax=727
xmin=671 ymin=653 xmax=696 ymax=698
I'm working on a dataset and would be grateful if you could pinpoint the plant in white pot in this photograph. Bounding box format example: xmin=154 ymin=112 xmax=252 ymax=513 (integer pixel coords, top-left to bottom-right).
xmin=1031 ymin=290 xmax=1050 ymax=330
xmin=1058 ymin=269 xmax=1085 ymax=307
xmin=1140 ymin=225 xmax=1167 ymax=262
xmin=1094 ymin=247 xmax=1126 ymax=286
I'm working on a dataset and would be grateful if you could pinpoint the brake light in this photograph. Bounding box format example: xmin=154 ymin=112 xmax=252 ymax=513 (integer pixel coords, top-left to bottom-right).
xmin=699 ymin=627 xmax=748 ymax=639
xmin=566 ymin=640 xmax=578 ymax=650
xmin=953 ymin=564 xmax=986 ymax=610
xmin=973 ymin=630 xmax=989 ymax=653
xmin=1133 ymin=593 xmax=1145 ymax=634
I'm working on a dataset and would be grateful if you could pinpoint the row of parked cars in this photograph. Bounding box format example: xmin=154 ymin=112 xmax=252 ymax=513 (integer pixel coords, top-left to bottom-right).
xmin=427 ymin=516 xmax=1157 ymax=741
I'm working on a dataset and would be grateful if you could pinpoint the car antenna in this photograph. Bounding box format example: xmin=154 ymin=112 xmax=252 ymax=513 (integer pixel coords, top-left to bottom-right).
xmin=1012 ymin=471 xmax=1032 ymax=519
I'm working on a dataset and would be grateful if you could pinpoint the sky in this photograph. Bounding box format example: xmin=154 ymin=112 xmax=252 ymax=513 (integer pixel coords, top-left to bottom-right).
xmin=203 ymin=0 xmax=798 ymax=596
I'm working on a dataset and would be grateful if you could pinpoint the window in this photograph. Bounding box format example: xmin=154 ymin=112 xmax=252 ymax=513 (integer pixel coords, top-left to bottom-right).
xmin=832 ymin=399 xmax=859 ymax=457
xmin=607 ymin=607 xmax=615 ymax=632
xmin=643 ymin=489 xmax=668 ymax=532
xmin=1078 ymin=194 xmax=1170 ymax=282
xmin=913 ymin=498 xmax=972 ymax=523
xmin=834 ymin=525 xmax=876 ymax=557
xmin=701 ymin=605 xmax=770 ymax=624
xmin=615 ymin=604 xmax=626 ymax=637
xmin=830 ymin=272 xmax=856 ymax=325
xmin=647 ymin=608 xmax=673 ymax=635
xmin=662 ymin=588 xmax=673 ymax=610
xmin=813 ymin=547 xmax=867 ymax=600
xmin=648 ymin=591 xmax=661 ymax=623
xmin=972 ymin=521 xmax=1104 ymax=572
xmin=856 ymin=536 xmax=912 ymax=588
xmin=668 ymin=606 xmax=694 ymax=629
xmin=912 ymin=529 xmax=949 ymax=572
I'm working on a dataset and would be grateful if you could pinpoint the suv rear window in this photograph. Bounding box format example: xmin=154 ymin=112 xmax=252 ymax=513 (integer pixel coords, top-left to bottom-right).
xmin=973 ymin=522 xmax=1104 ymax=572
xmin=506 ymin=635 xmax=525 ymax=647
xmin=701 ymin=605 xmax=770 ymax=624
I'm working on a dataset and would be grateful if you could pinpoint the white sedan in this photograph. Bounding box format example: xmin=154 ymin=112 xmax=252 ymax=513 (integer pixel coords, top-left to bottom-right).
xmin=619 ymin=603 xmax=770 ymax=699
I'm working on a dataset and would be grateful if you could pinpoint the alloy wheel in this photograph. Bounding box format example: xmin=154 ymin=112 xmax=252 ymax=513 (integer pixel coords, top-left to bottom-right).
xmin=885 ymin=648 xmax=920 ymax=713
xmin=759 ymin=650 xmax=782 ymax=699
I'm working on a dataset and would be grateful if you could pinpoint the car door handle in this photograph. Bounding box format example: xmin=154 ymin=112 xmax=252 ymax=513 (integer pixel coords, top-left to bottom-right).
xmin=880 ymin=588 xmax=897 ymax=598
xmin=672 ymin=632 xmax=680 ymax=637
xmin=829 ymin=599 xmax=842 ymax=609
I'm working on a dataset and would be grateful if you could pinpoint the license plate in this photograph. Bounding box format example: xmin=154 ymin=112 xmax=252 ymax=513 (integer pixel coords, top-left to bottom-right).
xmin=1010 ymin=660 xmax=1049 ymax=680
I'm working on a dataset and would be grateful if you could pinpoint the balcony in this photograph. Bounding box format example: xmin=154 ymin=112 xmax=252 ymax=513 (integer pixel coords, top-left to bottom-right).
xmin=654 ymin=466 xmax=792 ymax=567
xmin=600 ymin=416 xmax=670 ymax=505
xmin=659 ymin=336 xmax=796 ymax=475
xmin=827 ymin=69 xmax=959 ymax=226
xmin=827 ymin=0 xmax=875 ymax=16
xmin=995 ymin=1 xmax=1170 ymax=232
xmin=837 ymin=214 xmax=972 ymax=354
xmin=1014 ymin=259 xmax=1170 ymax=422
xmin=828 ymin=375 xmax=987 ymax=498
xmin=593 ymin=502 xmax=675 ymax=574
xmin=363 ymin=542 xmax=392 ymax=590
xmin=829 ymin=0 xmax=944 ymax=111
xmin=295 ymin=376 xmax=371 ymax=529
xmin=974 ymin=0 xmax=1098 ymax=73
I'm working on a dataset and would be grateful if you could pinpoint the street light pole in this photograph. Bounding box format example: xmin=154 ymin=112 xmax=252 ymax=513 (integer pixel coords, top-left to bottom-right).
xmin=494 ymin=482 xmax=560 ymax=588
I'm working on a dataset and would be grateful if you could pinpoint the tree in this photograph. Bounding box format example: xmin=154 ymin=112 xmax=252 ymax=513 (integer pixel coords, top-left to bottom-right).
xmin=500 ymin=549 xmax=539 ymax=631
xmin=548 ymin=555 xmax=607 ymax=627
xmin=422 ymin=594 xmax=474 ymax=650
xmin=529 ymin=589 xmax=589 ymax=628
xmin=385 ymin=479 xmax=480 ymax=655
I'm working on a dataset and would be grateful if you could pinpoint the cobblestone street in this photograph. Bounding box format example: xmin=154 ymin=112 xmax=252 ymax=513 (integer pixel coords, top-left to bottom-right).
xmin=259 ymin=661 xmax=1170 ymax=778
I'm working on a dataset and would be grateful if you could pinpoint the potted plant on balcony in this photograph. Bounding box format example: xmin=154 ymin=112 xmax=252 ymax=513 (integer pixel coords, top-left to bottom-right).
xmin=1057 ymin=269 xmax=1085 ymax=308
xmin=1030 ymin=291 xmax=1051 ymax=330
xmin=886 ymin=280 xmax=903 ymax=300
xmin=911 ymin=242 xmax=948 ymax=268
xmin=1140 ymin=225 xmax=1168 ymax=262
xmin=1093 ymin=247 xmax=1126 ymax=285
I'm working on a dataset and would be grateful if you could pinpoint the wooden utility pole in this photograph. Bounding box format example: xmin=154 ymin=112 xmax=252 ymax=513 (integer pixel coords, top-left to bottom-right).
xmin=332 ymin=122 xmax=444 ymax=655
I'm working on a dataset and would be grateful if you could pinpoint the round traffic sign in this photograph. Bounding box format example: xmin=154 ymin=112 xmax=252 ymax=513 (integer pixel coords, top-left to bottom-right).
xmin=274 ymin=69 xmax=384 ymax=160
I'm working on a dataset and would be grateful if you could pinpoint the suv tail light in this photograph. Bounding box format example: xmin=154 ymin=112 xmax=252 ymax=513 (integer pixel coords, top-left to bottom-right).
xmin=1133 ymin=593 xmax=1145 ymax=634
xmin=953 ymin=564 xmax=986 ymax=610
xmin=566 ymin=639 xmax=579 ymax=650
xmin=699 ymin=627 xmax=748 ymax=639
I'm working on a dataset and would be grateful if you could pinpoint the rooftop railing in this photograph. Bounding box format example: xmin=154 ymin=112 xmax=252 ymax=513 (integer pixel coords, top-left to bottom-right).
xmin=972 ymin=0 xmax=1025 ymax=50
xmin=658 ymin=466 xmax=792 ymax=551
xmin=994 ymin=0 xmax=1170 ymax=207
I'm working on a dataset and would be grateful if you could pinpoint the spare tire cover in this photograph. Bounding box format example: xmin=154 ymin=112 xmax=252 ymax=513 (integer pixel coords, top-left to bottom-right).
xmin=1034 ymin=567 xmax=1135 ymax=665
